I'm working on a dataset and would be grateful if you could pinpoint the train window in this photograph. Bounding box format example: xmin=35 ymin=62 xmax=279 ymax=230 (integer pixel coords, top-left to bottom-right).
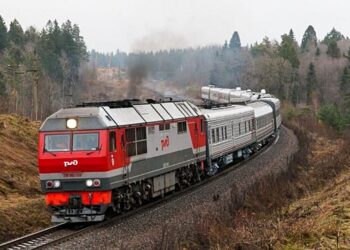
xmin=73 ymin=133 xmax=99 ymax=151
xmin=211 ymin=129 xmax=215 ymax=143
xmin=137 ymin=141 xmax=147 ymax=154
xmin=225 ymin=126 xmax=227 ymax=139
xmin=45 ymin=134 xmax=70 ymax=152
xmin=239 ymin=123 xmax=241 ymax=135
xmin=126 ymin=128 xmax=136 ymax=142
xmin=127 ymin=143 xmax=136 ymax=156
xmin=216 ymin=128 xmax=219 ymax=142
xmin=109 ymin=131 xmax=116 ymax=152
xmin=137 ymin=127 xmax=146 ymax=140
xmin=248 ymin=120 xmax=251 ymax=131
xmin=126 ymin=127 xmax=147 ymax=156
xmin=177 ymin=121 xmax=187 ymax=134
xmin=221 ymin=127 xmax=224 ymax=140
xmin=245 ymin=122 xmax=247 ymax=133
xmin=159 ymin=123 xmax=170 ymax=131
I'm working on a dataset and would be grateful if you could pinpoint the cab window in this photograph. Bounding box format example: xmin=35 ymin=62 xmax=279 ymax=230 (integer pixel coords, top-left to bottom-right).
xmin=73 ymin=133 xmax=99 ymax=151
xmin=45 ymin=134 xmax=70 ymax=152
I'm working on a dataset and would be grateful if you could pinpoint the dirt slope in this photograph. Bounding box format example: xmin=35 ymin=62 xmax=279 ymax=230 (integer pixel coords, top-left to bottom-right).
xmin=0 ymin=114 xmax=50 ymax=243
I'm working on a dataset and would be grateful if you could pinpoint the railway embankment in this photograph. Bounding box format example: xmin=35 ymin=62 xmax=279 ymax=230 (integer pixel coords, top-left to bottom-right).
xmin=152 ymin=109 xmax=350 ymax=249
xmin=0 ymin=115 xmax=50 ymax=243
xmin=55 ymin=126 xmax=299 ymax=249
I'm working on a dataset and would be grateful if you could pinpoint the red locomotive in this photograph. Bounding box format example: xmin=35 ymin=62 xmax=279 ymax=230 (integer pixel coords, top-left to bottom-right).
xmin=38 ymin=87 xmax=281 ymax=223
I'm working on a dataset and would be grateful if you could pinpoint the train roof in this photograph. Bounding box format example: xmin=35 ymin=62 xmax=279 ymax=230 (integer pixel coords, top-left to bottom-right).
xmin=200 ymin=105 xmax=254 ymax=120
xmin=246 ymin=101 xmax=273 ymax=117
xmin=40 ymin=101 xmax=202 ymax=131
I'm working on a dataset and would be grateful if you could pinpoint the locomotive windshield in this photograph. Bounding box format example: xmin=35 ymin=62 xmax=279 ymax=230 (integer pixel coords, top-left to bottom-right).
xmin=45 ymin=134 xmax=70 ymax=152
xmin=44 ymin=133 xmax=99 ymax=152
xmin=73 ymin=133 xmax=99 ymax=151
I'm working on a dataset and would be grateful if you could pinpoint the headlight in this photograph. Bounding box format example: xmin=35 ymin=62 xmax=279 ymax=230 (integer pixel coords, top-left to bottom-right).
xmin=66 ymin=118 xmax=78 ymax=129
xmin=86 ymin=179 xmax=93 ymax=187
xmin=53 ymin=180 xmax=61 ymax=188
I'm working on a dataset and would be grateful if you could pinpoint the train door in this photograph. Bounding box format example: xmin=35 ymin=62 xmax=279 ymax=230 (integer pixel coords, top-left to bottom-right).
xmin=108 ymin=130 xmax=117 ymax=168
xmin=232 ymin=121 xmax=235 ymax=146
xmin=119 ymin=130 xmax=129 ymax=180
xmin=194 ymin=122 xmax=199 ymax=157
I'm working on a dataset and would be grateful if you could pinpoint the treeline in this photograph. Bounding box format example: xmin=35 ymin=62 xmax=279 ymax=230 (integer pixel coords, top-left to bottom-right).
xmin=92 ymin=26 xmax=350 ymax=131
xmin=0 ymin=16 xmax=87 ymax=119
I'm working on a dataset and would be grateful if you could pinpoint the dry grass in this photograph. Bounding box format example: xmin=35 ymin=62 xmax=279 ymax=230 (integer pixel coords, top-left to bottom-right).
xmin=0 ymin=114 xmax=50 ymax=243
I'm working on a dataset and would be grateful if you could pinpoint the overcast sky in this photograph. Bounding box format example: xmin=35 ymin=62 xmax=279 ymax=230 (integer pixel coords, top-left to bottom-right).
xmin=1 ymin=0 xmax=349 ymax=52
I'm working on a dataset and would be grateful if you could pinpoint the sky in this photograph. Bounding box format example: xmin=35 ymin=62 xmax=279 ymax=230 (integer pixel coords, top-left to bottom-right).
xmin=1 ymin=0 xmax=350 ymax=53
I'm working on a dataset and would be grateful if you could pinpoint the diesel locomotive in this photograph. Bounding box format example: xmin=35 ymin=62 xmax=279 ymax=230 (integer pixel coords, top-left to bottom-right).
xmin=38 ymin=86 xmax=281 ymax=223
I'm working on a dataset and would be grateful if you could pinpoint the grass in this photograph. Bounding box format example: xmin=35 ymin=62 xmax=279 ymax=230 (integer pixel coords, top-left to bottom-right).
xmin=0 ymin=114 xmax=50 ymax=243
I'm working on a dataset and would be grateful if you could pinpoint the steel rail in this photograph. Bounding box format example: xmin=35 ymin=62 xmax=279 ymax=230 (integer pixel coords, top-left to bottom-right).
xmin=0 ymin=223 xmax=68 ymax=250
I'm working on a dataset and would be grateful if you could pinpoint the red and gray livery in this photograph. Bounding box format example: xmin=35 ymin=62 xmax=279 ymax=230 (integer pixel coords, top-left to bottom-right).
xmin=38 ymin=87 xmax=281 ymax=223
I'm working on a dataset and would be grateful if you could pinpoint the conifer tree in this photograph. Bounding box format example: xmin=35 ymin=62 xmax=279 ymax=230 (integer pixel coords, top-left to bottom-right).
xmin=301 ymin=25 xmax=317 ymax=52
xmin=0 ymin=15 xmax=7 ymax=51
xmin=340 ymin=67 xmax=350 ymax=94
xmin=306 ymin=63 xmax=317 ymax=105
xmin=8 ymin=19 xmax=24 ymax=46
xmin=327 ymin=40 xmax=340 ymax=58
xmin=278 ymin=34 xmax=299 ymax=68
xmin=323 ymin=28 xmax=344 ymax=45
xmin=288 ymin=29 xmax=295 ymax=41
xmin=229 ymin=31 xmax=241 ymax=49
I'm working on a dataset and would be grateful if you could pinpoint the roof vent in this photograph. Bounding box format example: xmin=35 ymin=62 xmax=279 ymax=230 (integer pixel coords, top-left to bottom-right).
xmin=236 ymin=87 xmax=241 ymax=91
xmin=261 ymin=89 xmax=266 ymax=94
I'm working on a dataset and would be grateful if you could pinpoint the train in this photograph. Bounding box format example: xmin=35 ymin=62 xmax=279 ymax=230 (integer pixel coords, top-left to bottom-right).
xmin=38 ymin=86 xmax=281 ymax=223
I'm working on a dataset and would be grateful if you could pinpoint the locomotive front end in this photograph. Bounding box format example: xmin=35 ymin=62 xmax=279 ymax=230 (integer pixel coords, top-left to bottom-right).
xmin=38 ymin=108 xmax=115 ymax=223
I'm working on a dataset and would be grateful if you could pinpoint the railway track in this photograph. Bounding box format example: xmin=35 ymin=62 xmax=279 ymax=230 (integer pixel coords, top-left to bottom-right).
xmin=0 ymin=133 xmax=279 ymax=250
xmin=0 ymin=223 xmax=70 ymax=250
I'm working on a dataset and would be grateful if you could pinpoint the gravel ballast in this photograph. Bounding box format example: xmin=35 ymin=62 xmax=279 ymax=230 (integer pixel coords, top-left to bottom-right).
xmin=54 ymin=126 xmax=298 ymax=250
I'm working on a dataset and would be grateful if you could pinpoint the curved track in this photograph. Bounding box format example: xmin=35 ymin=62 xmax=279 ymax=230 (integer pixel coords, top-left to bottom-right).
xmin=0 ymin=133 xmax=279 ymax=250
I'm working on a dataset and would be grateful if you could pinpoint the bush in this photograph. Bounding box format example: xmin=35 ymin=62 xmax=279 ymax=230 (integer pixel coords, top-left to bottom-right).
xmin=317 ymin=104 xmax=348 ymax=132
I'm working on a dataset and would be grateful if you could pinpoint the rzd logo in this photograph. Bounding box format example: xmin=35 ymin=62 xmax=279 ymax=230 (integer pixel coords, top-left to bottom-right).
xmin=64 ymin=160 xmax=78 ymax=167
xmin=161 ymin=136 xmax=170 ymax=150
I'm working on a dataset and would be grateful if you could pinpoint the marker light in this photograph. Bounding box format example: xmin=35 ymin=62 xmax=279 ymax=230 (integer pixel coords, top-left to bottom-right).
xmin=66 ymin=118 xmax=78 ymax=129
xmin=46 ymin=181 xmax=53 ymax=188
xmin=93 ymin=179 xmax=101 ymax=187
xmin=86 ymin=179 xmax=93 ymax=187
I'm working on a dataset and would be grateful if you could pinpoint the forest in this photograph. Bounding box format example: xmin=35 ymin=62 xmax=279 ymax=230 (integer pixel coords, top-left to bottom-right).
xmin=0 ymin=15 xmax=349 ymax=132
xmin=92 ymin=27 xmax=350 ymax=132
xmin=0 ymin=16 xmax=87 ymax=120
